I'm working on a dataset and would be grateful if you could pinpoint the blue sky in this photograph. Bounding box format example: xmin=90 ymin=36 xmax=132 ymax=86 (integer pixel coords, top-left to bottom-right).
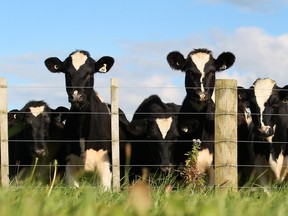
xmin=1 ymin=0 xmax=288 ymax=120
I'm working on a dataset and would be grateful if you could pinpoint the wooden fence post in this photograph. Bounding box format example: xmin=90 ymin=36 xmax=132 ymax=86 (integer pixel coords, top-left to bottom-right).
xmin=111 ymin=78 xmax=120 ymax=191
xmin=0 ymin=77 xmax=9 ymax=187
xmin=214 ymin=79 xmax=238 ymax=191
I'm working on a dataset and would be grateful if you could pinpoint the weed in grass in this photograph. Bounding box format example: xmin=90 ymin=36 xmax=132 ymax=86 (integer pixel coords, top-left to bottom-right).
xmin=181 ymin=139 xmax=206 ymax=189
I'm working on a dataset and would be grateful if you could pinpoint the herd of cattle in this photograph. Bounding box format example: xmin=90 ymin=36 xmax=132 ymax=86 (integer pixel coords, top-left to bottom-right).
xmin=5 ymin=49 xmax=288 ymax=189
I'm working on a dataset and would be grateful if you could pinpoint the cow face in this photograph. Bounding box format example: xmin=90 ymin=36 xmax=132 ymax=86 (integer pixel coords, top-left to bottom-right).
xmin=248 ymin=78 xmax=288 ymax=140
xmin=167 ymin=49 xmax=235 ymax=102
xmin=12 ymin=101 xmax=68 ymax=158
xmin=44 ymin=50 xmax=114 ymax=110
xmin=128 ymin=116 xmax=179 ymax=172
xmin=15 ymin=102 xmax=52 ymax=158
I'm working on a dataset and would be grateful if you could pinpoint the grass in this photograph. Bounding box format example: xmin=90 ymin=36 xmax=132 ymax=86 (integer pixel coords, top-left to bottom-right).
xmin=3 ymin=145 xmax=288 ymax=216
xmin=1 ymin=179 xmax=288 ymax=216
xmin=1 ymin=146 xmax=286 ymax=216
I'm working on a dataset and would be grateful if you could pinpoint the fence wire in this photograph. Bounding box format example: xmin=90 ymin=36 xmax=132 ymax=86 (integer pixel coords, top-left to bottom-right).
xmin=2 ymin=84 xmax=288 ymax=190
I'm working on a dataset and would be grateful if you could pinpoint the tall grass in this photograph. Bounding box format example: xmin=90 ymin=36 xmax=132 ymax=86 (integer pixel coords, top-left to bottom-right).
xmin=1 ymin=180 xmax=288 ymax=216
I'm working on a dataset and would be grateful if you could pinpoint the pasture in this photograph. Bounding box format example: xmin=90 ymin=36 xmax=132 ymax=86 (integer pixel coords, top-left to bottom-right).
xmin=1 ymin=181 xmax=288 ymax=216
xmin=1 ymin=48 xmax=288 ymax=215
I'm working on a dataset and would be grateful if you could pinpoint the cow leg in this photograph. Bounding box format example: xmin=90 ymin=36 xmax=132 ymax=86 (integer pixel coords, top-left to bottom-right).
xmin=254 ymin=154 xmax=273 ymax=185
xmin=85 ymin=149 xmax=111 ymax=190
xmin=196 ymin=148 xmax=213 ymax=174
xmin=96 ymin=157 xmax=111 ymax=191
xmin=65 ymin=154 xmax=84 ymax=188
xmin=96 ymin=150 xmax=111 ymax=190
xmin=269 ymin=151 xmax=288 ymax=183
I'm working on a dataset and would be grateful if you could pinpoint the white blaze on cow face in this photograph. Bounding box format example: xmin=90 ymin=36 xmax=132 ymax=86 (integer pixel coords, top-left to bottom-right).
xmin=190 ymin=52 xmax=210 ymax=93
xmin=156 ymin=117 xmax=172 ymax=139
xmin=71 ymin=51 xmax=88 ymax=71
xmin=254 ymin=78 xmax=276 ymax=128
xmin=29 ymin=106 xmax=44 ymax=117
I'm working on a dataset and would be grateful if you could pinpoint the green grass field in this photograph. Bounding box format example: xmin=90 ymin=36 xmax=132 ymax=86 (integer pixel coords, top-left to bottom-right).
xmin=1 ymin=179 xmax=288 ymax=216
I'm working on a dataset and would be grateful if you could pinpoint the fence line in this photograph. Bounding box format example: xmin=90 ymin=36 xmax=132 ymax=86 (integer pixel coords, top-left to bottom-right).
xmin=111 ymin=78 xmax=120 ymax=191
xmin=0 ymin=78 xmax=9 ymax=187
xmin=2 ymin=78 xmax=288 ymax=190
xmin=215 ymin=79 xmax=238 ymax=191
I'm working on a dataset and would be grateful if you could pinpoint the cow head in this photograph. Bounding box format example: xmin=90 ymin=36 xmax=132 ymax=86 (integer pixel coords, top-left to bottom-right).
xmin=44 ymin=50 xmax=114 ymax=110
xmin=12 ymin=101 xmax=68 ymax=158
xmin=248 ymin=78 xmax=288 ymax=141
xmin=167 ymin=49 xmax=235 ymax=102
xmin=127 ymin=95 xmax=179 ymax=173
xmin=128 ymin=117 xmax=178 ymax=172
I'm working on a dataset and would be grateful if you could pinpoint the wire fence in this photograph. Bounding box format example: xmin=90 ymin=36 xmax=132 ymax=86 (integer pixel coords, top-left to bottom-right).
xmin=1 ymin=77 xmax=288 ymax=190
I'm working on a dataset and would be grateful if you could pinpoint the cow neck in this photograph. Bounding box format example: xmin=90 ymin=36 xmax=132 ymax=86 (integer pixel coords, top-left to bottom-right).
xmin=87 ymin=91 xmax=111 ymax=141
xmin=187 ymin=97 xmax=211 ymax=112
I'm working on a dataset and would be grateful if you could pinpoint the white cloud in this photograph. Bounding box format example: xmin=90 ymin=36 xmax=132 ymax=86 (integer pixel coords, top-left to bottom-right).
xmin=205 ymin=0 xmax=282 ymax=12
xmin=2 ymin=27 xmax=288 ymax=121
xmin=212 ymin=27 xmax=288 ymax=88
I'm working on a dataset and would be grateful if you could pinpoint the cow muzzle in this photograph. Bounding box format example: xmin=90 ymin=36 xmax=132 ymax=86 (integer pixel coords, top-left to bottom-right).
xmin=199 ymin=92 xmax=208 ymax=102
xmin=258 ymin=125 xmax=274 ymax=137
xmin=34 ymin=148 xmax=47 ymax=157
xmin=69 ymin=90 xmax=86 ymax=103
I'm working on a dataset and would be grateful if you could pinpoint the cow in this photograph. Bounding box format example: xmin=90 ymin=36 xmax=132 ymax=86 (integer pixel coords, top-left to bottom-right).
xmin=166 ymin=48 xmax=235 ymax=182
xmin=245 ymin=78 xmax=288 ymax=184
xmin=44 ymin=50 xmax=128 ymax=190
xmin=127 ymin=95 xmax=180 ymax=182
xmin=8 ymin=100 xmax=69 ymax=183
xmin=237 ymin=86 xmax=254 ymax=185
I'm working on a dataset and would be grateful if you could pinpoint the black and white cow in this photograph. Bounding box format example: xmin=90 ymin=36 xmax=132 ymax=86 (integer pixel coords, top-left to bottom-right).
xmin=237 ymin=86 xmax=254 ymax=185
xmin=44 ymin=50 xmax=128 ymax=190
xmin=127 ymin=95 xmax=180 ymax=181
xmin=167 ymin=48 xmax=235 ymax=180
xmin=246 ymin=78 xmax=288 ymax=184
xmin=8 ymin=100 xmax=68 ymax=183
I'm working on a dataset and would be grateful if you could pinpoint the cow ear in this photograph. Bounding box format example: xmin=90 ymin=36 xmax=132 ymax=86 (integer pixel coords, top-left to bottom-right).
xmin=44 ymin=57 xmax=64 ymax=73
xmin=8 ymin=109 xmax=20 ymax=126
xmin=167 ymin=51 xmax=186 ymax=71
xmin=127 ymin=119 xmax=148 ymax=136
xmin=95 ymin=56 xmax=114 ymax=73
xmin=53 ymin=106 xmax=70 ymax=123
xmin=215 ymin=52 xmax=235 ymax=71
xmin=279 ymin=85 xmax=288 ymax=101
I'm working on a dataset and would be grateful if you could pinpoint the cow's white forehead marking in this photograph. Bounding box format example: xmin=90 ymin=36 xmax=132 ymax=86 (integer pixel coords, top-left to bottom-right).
xmin=254 ymin=78 xmax=276 ymax=127
xmin=190 ymin=52 xmax=210 ymax=93
xmin=156 ymin=117 xmax=172 ymax=139
xmin=29 ymin=106 xmax=44 ymax=117
xmin=71 ymin=52 xmax=88 ymax=71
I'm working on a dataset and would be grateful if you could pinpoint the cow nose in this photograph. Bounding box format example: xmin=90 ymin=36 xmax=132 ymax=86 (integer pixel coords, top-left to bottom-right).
xmin=199 ymin=92 xmax=208 ymax=101
xmin=35 ymin=148 xmax=47 ymax=157
xmin=69 ymin=90 xmax=85 ymax=102
xmin=259 ymin=125 xmax=273 ymax=136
